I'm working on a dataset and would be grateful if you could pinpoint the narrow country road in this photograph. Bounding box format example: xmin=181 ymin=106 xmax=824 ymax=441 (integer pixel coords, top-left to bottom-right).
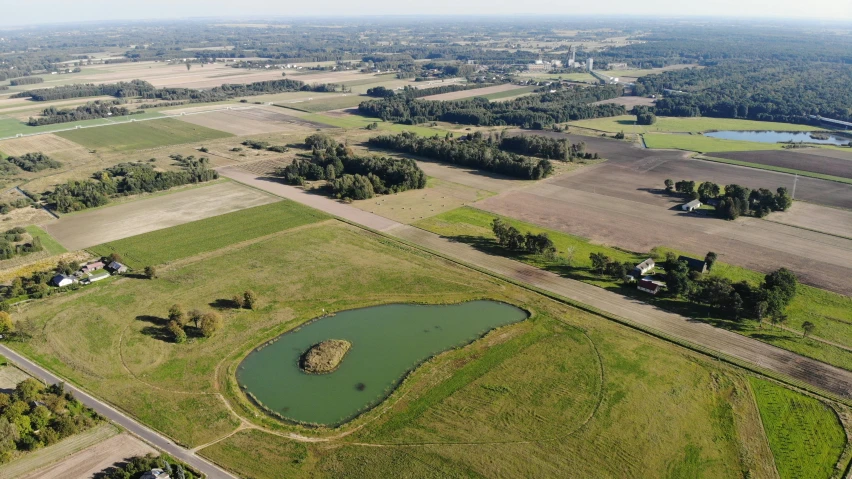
xmin=219 ymin=167 xmax=852 ymax=401
xmin=0 ymin=345 xmax=237 ymax=479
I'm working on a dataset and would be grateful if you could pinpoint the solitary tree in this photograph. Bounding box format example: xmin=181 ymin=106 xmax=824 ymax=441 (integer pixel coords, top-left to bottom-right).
xmin=664 ymin=179 xmax=674 ymax=192
xmin=0 ymin=312 xmax=13 ymax=334
xmin=200 ymin=312 xmax=223 ymax=337
xmin=144 ymin=266 xmax=157 ymax=279
xmin=704 ymin=252 xmax=718 ymax=271
xmin=802 ymin=321 xmax=815 ymax=338
xmin=186 ymin=62 xmax=192 ymax=71
xmin=167 ymin=320 xmax=186 ymax=343
xmin=189 ymin=309 xmax=204 ymax=328
xmin=108 ymin=253 xmax=123 ymax=263
xmin=243 ymin=290 xmax=258 ymax=310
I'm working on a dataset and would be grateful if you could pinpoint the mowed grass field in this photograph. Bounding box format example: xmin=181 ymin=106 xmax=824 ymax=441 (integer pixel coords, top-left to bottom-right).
xmin=570 ymin=115 xmax=819 ymax=134
xmin=0 ymin=111 xmax=166 ymax=139
xmin=89 ymin=201 xmax=327 ymax=269
xmin=749 ymin=378 xmax=846 ymax=479
xmin=24 ymin=226 xmax=66 ymax=255
xmin=414 ymin=206 xmax=852 ymax=372
xmin=55 ymin=117 xmax=232 ymax=151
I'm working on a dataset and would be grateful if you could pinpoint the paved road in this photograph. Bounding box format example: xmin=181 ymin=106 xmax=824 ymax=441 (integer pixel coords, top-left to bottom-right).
xmin=220 ymin=167 xmax=852 ymax=401
xmin=0 ymin=345 xmax=237 ymax=479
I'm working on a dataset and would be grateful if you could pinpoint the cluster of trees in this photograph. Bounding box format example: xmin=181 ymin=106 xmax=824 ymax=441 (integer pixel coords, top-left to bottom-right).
xmin=165 ymin=304 xmax=224 ymax=344
xmin=665 ymin=179 xmax=792 ymax=219
xmin=46 ymin=156 xmax=218 ymax=213
xmin=3 ymin=152 xmax=62 ymax=172
xmin=27 ymin=100 xmax=144 ymax=126
xmin=0 ymin=380 xmax=101 ymax=463
xmin=241 ymin=140 xmax=289 ymax=153
xmin=358 ymin=86 xmax=625 ymax=129
xmin=492 ymin=219 xmax=556 ymax=258
xmin=589 ymin=252 xmax=635 ymax=279
xmin=499 ymin=134 xmax=597 ymax=161
xmin=635 ymin=107 xmax=657 ymax=125
xmin=664 ymin=252 xmax=798 ymax=324
xmin=368 ymin=131 xmax=553 ymax=180
xmin=0 ymin=227 xmax=43 ymax=261
xmin=9 ymin=77 xmax=43 ymax=86
xmin=0 ymin=198 xmax=34 ymax=215
xmin=279 ymin=134 xmax=427 ymax=200
xmin=96 ymin=453 xmax=195 ymax=479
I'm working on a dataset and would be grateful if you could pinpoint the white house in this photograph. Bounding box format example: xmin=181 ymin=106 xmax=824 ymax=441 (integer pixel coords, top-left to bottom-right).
xmin=682 ymin=199 xmax=702 ymax=212
xmin=141 ymin=470 xmax=170 ymax=479
xmin=631 ymin=258 xmax=655 ymax=278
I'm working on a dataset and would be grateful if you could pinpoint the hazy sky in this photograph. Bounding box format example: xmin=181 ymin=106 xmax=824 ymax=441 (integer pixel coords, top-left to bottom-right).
xmin=0 ymin=0 xmax=850 ymax=27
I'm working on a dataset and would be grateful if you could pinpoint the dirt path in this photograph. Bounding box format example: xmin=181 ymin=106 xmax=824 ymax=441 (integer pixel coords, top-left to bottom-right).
xmin=220 ymin=168 xmax=852 ymax=401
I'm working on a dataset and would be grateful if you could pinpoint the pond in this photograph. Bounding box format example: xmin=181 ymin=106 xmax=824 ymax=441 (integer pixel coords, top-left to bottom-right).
xmin=237 ymin=300 xmax=529 ymax=426
xmin=704 ymin=130 xmax=852 ymax=146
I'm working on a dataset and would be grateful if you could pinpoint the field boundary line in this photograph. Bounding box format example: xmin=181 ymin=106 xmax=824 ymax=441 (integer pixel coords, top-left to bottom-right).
xmin=696 ymin=154 xmax=852 ymax=186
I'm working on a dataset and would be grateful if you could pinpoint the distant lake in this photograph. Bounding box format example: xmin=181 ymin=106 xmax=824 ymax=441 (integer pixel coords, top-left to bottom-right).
xmin=237 ymin=301 xmax=529 ymax=426
xmin=704 ymin=130 xmax=852 ymax=146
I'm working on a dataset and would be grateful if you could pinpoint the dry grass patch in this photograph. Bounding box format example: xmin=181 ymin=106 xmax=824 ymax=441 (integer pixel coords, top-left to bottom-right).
xmin=352 ymin=177 xmax=493 ymax=223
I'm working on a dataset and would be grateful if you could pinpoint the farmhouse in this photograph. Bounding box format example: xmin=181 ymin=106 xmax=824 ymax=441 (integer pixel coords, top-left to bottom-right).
xmin=80 ymin=261 xmax=105 ymax=274
xmin=678 ymin=255 xmax=708 ymax=274
xmin=631 ymin=258 xmax=655 ymax=278
xmin=682 ymin=199 xmax=702 ymax=212
xmin=141 ymin=470 xmax=170 ymax=479
xmin=637 ymin=279 xmax=663 ymax=295
xmin=107 ymin=261 xmax=128 ymax=274
xmin=51 ymin=274 xmax=74 ymax=287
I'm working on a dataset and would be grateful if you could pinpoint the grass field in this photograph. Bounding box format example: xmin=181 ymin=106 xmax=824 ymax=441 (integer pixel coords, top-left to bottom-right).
xmin=749 ymin=378 xmax=846 ymax=479
xmin=414 ymin=206 xmax=852 ymax=371
xmin=0 ymin=111 xmax=165 ymax=139
xmin=480 ymin=85 xmax=538 ymax=101
xmin=55 ymin=117 xmax=232 ymax=151
xmin=570 ymin=115 xmax=819 ymax=134
xmin=24 ymin=226 xmax=66 ymax=255
xmin=89 ymin=200 xmax=327 ymax=269
xmin=514 ymin=72 xmax=596 ymax=82
xmin=299 ymin=112 xmax=447 ymax=137
xmin=276 ymin=94 xmax=365 ymax=113
xmin=643 ymin=132 xmax=790 ymax=153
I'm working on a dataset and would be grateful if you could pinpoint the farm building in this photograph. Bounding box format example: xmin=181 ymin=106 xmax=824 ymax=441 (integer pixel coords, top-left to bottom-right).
xmin=107 ymin=261 xmax=128 ymax=274
xmin=682 ymin=199 xmax=702 ymax=211
xmin=637 ymin=279 xmax=663 ymax=295
xmin=81 ymin=261 xmax=105 ymax=274
xmin=82 ymin=271 xmax=110 ymax=285
xmin=678 ymin=255 xmax=708 ymax=274
xmin=631 ymin=258 xmax=655 ymax=278
xmin=51 ymin=274 xmax=74 ymax=287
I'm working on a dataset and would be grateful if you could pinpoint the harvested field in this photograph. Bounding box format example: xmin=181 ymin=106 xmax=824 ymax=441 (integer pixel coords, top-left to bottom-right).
xmin=16 ymin=432 xmax=155 ymax=479
xmin=0 ymin=423 xmax=120 ymax=479
xmin=173 ymin=106 xmax=333 ymax=135
xmin=353 ymin=177 xmax=493 ymax=223
xmin=55 ymin=117 xmax=232 ymax=152
xmin=592 ymin=96 xmax=656 ymax=108
xmin=767 ymin=202 xmax=852 ymax=239
xmin=474 ymin=186 xmax=852 ymax=295
xmin=0 ymin=365 xmax=30 ymax=393
xmin=44 ymin=182 xmax=280 ymax=251
xmin=512 ymin=131 xmax=852 ymax=210
xmin=0 ymin=134 xmax=85 ymax=157
xmin=711 ymin=150 xmax=852 ymax=179
xmin=421 ymin=84 xmax=532 ymax=101
xmin=794 ymin=147 xmax=852 ymax=160
xmin=414 ymin=160 xmax=531 ymax=194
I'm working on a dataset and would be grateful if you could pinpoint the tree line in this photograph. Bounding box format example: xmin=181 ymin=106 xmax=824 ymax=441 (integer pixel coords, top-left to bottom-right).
xmin=499 ymin=134 xmax=597 ymax=161
xmin=368 ymin=131 xmax=553 ymax=180
xmin=12 ymin=80 xmax=156 ymax=102
xmin=45 ymin=155 xmax=218 ymax=213
xmin=27 ymin=100 xmax=144 ymax=126
xmin=366 ymin=83 xmax=499 ymax=99
xmin=9 ymin=77 xmax=43 ymax=86
xmin=492 ymin=219 xmax=557 ymax=259
xmin=358 ymin=85 xmax=626 ymax=129
xmin=96 ymin=453 xmax=196 ymax=479
xmin=278 ymin=134 xmax=427 ymax=200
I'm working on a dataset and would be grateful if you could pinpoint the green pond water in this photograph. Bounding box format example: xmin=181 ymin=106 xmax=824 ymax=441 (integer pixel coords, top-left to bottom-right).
xmin=237 ymin=300 xmax=529 ymax=425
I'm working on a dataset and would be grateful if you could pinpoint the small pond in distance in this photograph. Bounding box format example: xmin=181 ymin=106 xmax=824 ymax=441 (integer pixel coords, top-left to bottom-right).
xmin=237 ymin=301 xmax=529 ymax=425
xmin=704 ymin=130 xmax=851 ymax=146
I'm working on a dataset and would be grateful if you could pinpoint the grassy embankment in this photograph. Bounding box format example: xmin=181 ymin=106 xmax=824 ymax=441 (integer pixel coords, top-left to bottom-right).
xmin=414 ymin=207 xmax=852 ymax=372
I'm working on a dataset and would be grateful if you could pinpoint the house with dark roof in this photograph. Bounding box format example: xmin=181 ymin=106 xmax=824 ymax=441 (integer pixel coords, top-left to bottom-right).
xmin=107 ymin=261 xmax=128 ymax=274
xmin=678 ymin=255 xmax=707 ymax=274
